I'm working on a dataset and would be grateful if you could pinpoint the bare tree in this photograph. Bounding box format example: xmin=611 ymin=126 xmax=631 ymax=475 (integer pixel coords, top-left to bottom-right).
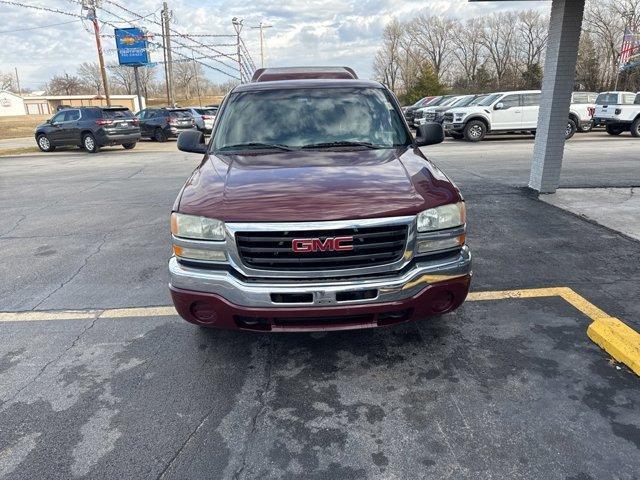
xmin=478 ymin=12 xmax=519 ymax=89
xmin=517 ymin=10 xmax=548 ymax=70
xmin=77 ymin=62 xmax=103 ymax=95
xmin=0 ymin=71 xmax=15 ymax=91
xmin=450 ymin=18 xmax=487 ymax=90
xmin=173 ymin=60 xmax=204 ymax=100
xmin=373 ymin=19 xmax=403 ymax=92
xmin=108 ymin=64 xmax=135 ymax=94
xmin=408 ymin=14 xmax=456 ymax=81
xmin=46 ymin=73 xmax=85 ymax=95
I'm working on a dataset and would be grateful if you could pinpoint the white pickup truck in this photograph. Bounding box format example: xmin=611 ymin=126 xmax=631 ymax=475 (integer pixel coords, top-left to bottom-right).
xmin=443 ymin=90 xmax=596 ymax=141
xmin=593 ymin=91 xmax=640 ymax=137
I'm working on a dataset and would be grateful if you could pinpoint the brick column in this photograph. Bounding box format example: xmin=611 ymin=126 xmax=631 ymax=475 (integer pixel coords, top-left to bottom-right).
xmin=529 ymin=0 xmax=585 ymax=193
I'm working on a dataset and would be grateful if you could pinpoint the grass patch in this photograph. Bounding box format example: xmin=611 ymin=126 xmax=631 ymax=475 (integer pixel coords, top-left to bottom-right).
xmin=0 ymin=115 xmax=49 ymax=140
xmin=0 ymin=146 xmax=40 ymax=156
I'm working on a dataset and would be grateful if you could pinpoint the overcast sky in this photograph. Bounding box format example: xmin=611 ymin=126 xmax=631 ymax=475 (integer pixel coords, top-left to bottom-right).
xmin=1 ymin=0 xmax=549 ymax=89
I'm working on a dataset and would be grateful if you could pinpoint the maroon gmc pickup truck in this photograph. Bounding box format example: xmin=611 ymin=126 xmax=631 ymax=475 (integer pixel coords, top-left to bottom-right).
xmin=169 ymin=67 xmax=471 ymax=332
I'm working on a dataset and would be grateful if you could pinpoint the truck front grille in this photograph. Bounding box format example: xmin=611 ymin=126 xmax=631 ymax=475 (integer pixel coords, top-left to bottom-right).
xmin=444 ymin=112 xmax=454 ymax=122
xmin=236 ymin=225 xmax=408 ymax=271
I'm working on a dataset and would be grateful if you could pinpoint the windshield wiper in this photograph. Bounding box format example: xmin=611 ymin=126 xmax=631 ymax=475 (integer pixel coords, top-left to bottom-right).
xmin=300 ymin=141 xmax=385 ymax=149
xmin=218 ymin=142 xmax=295 ymax=151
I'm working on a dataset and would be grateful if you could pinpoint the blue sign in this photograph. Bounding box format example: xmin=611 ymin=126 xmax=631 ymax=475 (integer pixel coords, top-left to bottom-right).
xmin=114 ymin=28 xmax=150 ymax=66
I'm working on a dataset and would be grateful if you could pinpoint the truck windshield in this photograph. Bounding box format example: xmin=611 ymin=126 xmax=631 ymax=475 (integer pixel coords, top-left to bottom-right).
xmin=213 ymin=87 xmax=410 ymax=151
xmin=476 ymin=93 xmax=502 ymax=106
xmin=596 ymin=93 xmax=619 ymax=105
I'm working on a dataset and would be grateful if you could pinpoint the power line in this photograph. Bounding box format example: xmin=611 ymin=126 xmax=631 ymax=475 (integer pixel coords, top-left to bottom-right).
xmin=0 ymin=1 xmax=84 ymax=19
xmin=0 ymin=18 xmax=81 ymax=34
xmin=101 ymin=0 xmax=240 ymax=72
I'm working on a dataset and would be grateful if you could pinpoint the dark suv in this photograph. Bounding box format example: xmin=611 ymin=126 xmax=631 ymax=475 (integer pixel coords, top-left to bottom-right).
xmin=35 ymin=107 xmax=141 ymax=153
xmin=136 ymin=108 xmax=196 ymax=142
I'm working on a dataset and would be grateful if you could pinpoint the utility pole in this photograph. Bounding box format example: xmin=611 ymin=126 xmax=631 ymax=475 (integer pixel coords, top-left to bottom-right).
xmin=85 ymin=0 xmax=111 ymax=106
xmin=14 ymin=67 xmax=21 ymax=96
xmin=232 ymin=17 xmax=244 ymax=82
xmin=161 ymin=6 xmax=170 ymax=105
xmin=162 ymin=2 xmax=174 ymax=106
xmin=133 ymin=66 xmax=143 ymax=112
xmin=251 ymin=21 xmax=272 ymax=68
xmin=192 ymin=56 xmax=202 ymax=107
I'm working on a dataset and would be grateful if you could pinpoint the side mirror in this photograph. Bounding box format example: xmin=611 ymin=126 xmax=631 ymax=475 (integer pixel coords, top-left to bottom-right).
xmin=177 ymin=129 xmax=207 ymax=154
xmin=45 ymin=119 xmax=51 ymax=124
xmin=415 ymin=122 xmax=444 ymax=147
xmin=494 ymin=102 xmax=505 ymax=110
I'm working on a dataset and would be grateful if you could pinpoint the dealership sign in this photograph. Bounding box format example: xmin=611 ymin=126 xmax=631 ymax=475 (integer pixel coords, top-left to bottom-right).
xmin=114 ymin=28 xmax=150 ymax=66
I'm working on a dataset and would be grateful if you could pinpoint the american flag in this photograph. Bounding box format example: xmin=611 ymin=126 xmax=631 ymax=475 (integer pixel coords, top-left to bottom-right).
xmin=620 ymin=28 xmax=638 ymax=66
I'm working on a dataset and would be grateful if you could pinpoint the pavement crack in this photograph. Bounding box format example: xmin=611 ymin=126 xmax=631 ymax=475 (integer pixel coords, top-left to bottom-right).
xmin=0 ymin=316 xmax=98 ymax=407
xmin=31 ymin=231 xmax=111 ymax=310
xmin=233 ymin=339 xmax=273 ymax=480
xmin=156 ymin=405 xmax=217 ymax=480
xmin=0 ymin=214 xmax=27 ymax=238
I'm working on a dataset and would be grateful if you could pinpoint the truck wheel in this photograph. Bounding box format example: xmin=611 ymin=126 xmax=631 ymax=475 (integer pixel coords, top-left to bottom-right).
xmin=606 ymin=124 xmax=624 ymax=136
xmin=565 ymin=119 xmax=577 ymax=140
xmin=82 ymin=133 xmax=99 ymax=153
xmin=36 ymin=134 xmax=55 ymax=152
xmin=154 ymin=128 xmax=168 ymax=142
xmin=463 ymin=120 xmax=486 ymax=142
xmin=122 ymin=142 xmax=137 ymax=149
xmin=631 ymin=118 xmax=640 ymax=138
xmin=578 ymin=120 xmax=593 ymax=133
xmin=450 ymin=132 xmax=463 ymax=140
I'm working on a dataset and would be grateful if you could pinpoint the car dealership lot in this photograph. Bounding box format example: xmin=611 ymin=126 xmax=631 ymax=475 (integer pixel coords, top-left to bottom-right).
xmin=0 ymin=134 xmax=639 ymax=479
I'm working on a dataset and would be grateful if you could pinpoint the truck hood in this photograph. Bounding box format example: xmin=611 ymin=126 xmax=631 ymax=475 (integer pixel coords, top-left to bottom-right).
xmin=176 ymin=148 xmax=461 ymax=222
xmin=447 ymin=106 xmax=490 ymax=116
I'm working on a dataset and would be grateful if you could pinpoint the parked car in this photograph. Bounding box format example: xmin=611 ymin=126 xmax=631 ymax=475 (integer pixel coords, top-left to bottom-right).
xmin=35 ymin=106 xmax=141 ymax=153
xmin=593 ymin=91 xmax=640 ymax=137
xmin=185 ymin=106 xmax=218 ymax=134
xmin=403 ymin=96 xmax=436 ymax=126
xmin=442 ymin=90 xmax=585 ymax=141
xmin=570 ymin=91 xmax=598 ymax=132
xmin=136 ymin=107 xmax=196 ymax=142
xmin=169 ymin=66 xmax=471 ymax=331
xmin=415 ymin=95 xmax=484 ymax=126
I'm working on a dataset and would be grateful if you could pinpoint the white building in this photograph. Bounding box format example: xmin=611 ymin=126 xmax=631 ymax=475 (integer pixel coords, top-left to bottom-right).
xmin=0 ymin=90 xmax=26 ymax=116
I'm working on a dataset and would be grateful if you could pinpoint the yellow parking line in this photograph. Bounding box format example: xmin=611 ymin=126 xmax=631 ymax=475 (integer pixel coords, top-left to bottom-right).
xmin=468 ymin=286 xmax=639 ymax=376
xmin=0 ymin=287 xmax=637 ymax=376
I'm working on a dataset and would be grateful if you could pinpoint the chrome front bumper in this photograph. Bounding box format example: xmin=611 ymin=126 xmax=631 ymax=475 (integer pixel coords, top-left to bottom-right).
xmin=169 ymin=246 xmax=471 ymax=308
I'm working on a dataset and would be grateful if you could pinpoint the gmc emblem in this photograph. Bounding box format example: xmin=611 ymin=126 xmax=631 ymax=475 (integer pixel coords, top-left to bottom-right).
xmin=292 ymin=236 xmax=354 ymax=253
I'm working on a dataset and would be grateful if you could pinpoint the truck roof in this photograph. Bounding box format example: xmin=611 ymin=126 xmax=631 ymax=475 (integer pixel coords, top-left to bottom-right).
xmin=234 ymin=78 xmax=383 ymax=93
xmin=251 ymin=66 xmax=358 ymax=82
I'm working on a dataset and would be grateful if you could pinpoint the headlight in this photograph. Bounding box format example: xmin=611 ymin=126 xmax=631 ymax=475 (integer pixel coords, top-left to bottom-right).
xmin=417 ymin=202 xmax=465 ymax=232
xmin=454 ymin=113 xmax=464 ymax=119
xmin=171 ymin=213 xmax=225 ymax=240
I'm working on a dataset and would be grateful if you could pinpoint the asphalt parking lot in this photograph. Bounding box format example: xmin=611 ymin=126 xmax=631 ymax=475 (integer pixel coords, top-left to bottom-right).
xmin=1 ymin=133 xmax=639 ymax=479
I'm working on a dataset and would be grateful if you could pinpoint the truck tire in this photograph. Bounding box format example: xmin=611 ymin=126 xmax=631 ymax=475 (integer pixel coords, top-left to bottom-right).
xmin=631 ymin=118 xmax=640 ymax=138
xmin=36 ymin=134 xmax=55 ymax=152
xmin=82 ymin=133 xmax=100 ymax=153
xmin=606 ymin=124 xmax=625 ymax=136
xmin=154 ymin=128 xmax=168 ymax=142
xmin=463 ymin=120 xmax=486 ymax=142
xmin=565 ymin=119 xmax=577 ymax=140
xmin=122 ymin=142 xmax=137 ymax=149
xmin=578 ymin=120 xmax=593 ymax=133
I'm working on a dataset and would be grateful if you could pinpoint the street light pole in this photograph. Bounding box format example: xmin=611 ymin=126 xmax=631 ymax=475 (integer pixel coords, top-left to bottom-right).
xmin=232 ymin=17 xmax=244 ymax=82
xmin=251 ymin=21 xmax=272 ymax=68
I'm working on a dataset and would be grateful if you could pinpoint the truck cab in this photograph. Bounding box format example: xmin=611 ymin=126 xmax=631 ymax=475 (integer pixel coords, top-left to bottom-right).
xmin=168 ymin=67 xmax=471 ymax=332
xmin=593 ymin=91 xmax=640 ymax=137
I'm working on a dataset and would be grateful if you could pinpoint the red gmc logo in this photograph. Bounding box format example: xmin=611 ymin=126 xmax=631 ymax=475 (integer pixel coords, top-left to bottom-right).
xmin=292 ymin=236 xmax=354 ymax=253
